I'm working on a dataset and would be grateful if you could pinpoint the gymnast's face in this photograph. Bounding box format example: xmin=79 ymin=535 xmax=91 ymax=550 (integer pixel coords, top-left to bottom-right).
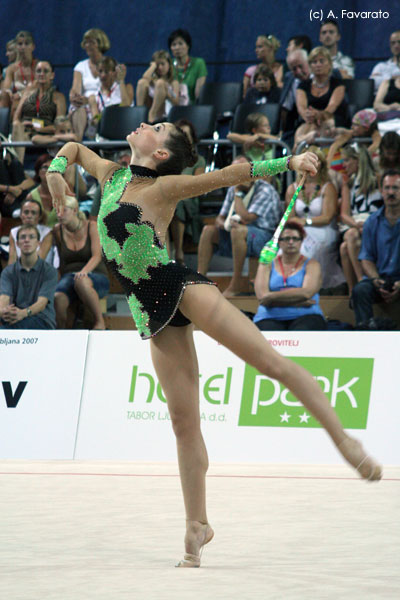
xmin=127 ymin=122 xmax=174 ymax=158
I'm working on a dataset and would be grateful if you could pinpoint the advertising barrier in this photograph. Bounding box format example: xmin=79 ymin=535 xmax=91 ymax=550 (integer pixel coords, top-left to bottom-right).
xmin=0 ymin=331 xmax=88 ymax=458
xmin=75 ymin=331 xmax=399 ymax=464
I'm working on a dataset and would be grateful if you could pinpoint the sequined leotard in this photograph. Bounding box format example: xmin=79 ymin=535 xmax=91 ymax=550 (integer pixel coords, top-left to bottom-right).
xmin=97 ymin=164 xmax=215 ymax=340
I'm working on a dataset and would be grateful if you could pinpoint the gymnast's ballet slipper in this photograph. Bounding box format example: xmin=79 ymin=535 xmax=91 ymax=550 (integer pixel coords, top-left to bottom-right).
xmin=338 ymin=437 xmax=382 ymax=481
xmin=175 ymin=522 xmax=214 ymax=568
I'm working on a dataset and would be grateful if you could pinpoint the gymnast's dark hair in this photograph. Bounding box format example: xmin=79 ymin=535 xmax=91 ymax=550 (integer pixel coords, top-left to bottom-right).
xmin=155 ymin=126 xmax=198 ymax=176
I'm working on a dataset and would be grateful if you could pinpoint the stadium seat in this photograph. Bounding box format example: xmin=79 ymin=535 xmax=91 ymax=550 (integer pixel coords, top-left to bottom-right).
xmin=97 ymin=106 xmax=149 ymax=140
xmin=167 ymin=105 xmax=217 ymax=139
xmin=344 ymin=79 xmax=375 ymax=111
xmin=197 ymin=82 xmax=242 ymax=121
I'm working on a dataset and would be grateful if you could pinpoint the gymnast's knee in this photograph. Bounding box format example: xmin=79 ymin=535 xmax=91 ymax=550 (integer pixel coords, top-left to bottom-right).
xmin=169 ymin=408 xmax=200 ymax=440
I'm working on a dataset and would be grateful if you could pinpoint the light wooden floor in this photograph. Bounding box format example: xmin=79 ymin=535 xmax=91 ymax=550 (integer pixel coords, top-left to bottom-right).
xmin=0 ymin=461 xmax=399 ymax=600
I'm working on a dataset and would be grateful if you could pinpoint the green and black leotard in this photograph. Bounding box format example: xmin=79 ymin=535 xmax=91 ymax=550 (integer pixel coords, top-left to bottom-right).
xmin=97 ymin=164 xmax=215 ymax=339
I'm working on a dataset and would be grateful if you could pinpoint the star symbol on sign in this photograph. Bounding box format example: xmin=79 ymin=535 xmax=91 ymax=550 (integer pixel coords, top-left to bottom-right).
xmin=299 ymin=412 xmax=310 ymax=423
xmin=280 ymin=412 xmax=291 ymax=423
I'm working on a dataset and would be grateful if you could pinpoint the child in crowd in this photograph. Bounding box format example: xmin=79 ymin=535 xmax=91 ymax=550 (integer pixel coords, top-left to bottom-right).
xmin=228 ymin=112 xmax=279 ymax=162
xmin=31 ymin=116 xmax=78 ymax=146
xmin=244 ymin=64 xmax=281 ymax=104
xmin=293 ymin=111 xmax=340 ymax=152
xmin=136 ymin=50 xmax=179 ymax=122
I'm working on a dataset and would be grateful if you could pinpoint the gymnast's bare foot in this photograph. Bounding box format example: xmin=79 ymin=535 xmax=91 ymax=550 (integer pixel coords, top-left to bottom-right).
xmin=175 ymin=520 xmax=214 ymax=567
xmin=338 ymin=435 xmax=382 ymax=481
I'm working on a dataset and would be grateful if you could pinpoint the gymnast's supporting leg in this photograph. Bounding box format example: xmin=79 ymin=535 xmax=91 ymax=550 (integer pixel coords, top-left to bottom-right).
xmin=180 ymin=284 xmax=382 ymax=479
xmin=150 ymin=324 xmax=214 ymax=564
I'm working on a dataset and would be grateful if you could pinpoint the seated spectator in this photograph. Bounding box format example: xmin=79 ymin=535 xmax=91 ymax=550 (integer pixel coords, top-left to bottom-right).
xmin=319 ymin=19 xmax=354 ymax=79
xmin=2 ymin=31 xmax=37 ymax=117
xmin=0 ymin=150 xmax=34 ymax=217
xmin=280 ymin=49 xmax=311 ymax=144
xmin=8 ymin=198 xmax=58 ymax=267
xmin=294 ymin=111 xmax=339 ymax=152
xmin=0 ymin=39 xmax=17 ymax=106
xmin=244 ymin=64 xmax=281 ymax=104
xmin=50 ymin=195 xmax=109 ymax=329
xmin=326 ymin=110 xmax=381 ymax=163
xmin=12 ymin=60 xmax=67 ymax=163
xmin=136 ymin=50 xmax=179 ymax=123
xmin=351 ymin=170 xmax=400 ymax=328
xmin=169 ymin=119 xmax=205 ymax=264
xmin=30 ymin=115 xmax=78 ymax=146
xmin=373 ymin=131 xmax=400 ymax=183
xmin=88 ymin=56 xmax=133 ymax=125
xmin=69 ymin=28 xmax=110 ymax=140
xmin=339 ymin=144 xmax=383 ymax=295
xmin=2 ymin=39 xmax=17 ymax=80
xmin=369 ymin=30 xmax=400 ymax=92
xmin=228 ymin=112 xmax=279 ymax=162
xmin=296 ymin=46 xmax=348 ymax=128
xmin=243 ymin=34 xmax=283 ymax=98
xmin=0 ymin=224 xmax=57 ymax=329
xmin=374 ymin=76 xmax=400 ymax=134
xmin=168 ymin=29 xmax=207 ymax=105
xmin=197 ymin=155 xmax=281 ymax=297
xmin=253 ymin=221 xmax=326 ymax=331
xmin=286 ymin=35 xmax=312 ymax=56
xmin=286 ymin=145 xmax=344 ymax=289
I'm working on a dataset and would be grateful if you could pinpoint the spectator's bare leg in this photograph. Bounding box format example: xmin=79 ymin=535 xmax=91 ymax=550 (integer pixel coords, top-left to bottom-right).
xmin=136 ymin=78 xmax=150 ymax=106
xmin=340 ymin=241 xmax=357 ymax=295
xmin=345 ymin=228 xmax=363 ymax=282
xmin=70 ymin=107 xmax=88 ymax=142
xmin=223 ymin=224 xmax=247 ymax=296
xmin=11 ymin=121 xmax=27 ymax=163
xmin=54 ymin=292 xmax=69 ymax=329
xmin=170 ymin=216 xmax=185 ymax=263
xmin=74 ymin=277 xmax=105 ymax=329
xmin=148 ymin=79 xmax=168 ymax=123
xmin=197 ymin=225 xmax=220 ymax=275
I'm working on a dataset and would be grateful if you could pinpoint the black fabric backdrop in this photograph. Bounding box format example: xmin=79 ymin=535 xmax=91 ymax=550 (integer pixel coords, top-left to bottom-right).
xmin=1 ymin=0 xmax=398 ymax=97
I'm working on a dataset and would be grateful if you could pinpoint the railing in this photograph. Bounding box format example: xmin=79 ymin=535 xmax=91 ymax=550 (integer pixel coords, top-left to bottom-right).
xmin=296 ymin=137 xmax=373 ymax=154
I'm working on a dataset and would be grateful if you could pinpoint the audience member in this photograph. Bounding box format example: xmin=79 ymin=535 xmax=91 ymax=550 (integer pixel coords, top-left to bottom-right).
xmin=0 ymin=224 xmax=57 ymax=329
xmin=294 ymin=111 xmax=339 ymax=152
xmin=319 ymin=19 xmax=354 ymax=78
xmin=2 ymin=39 xmax=17 ymax=79
xmin=8 ymin=198 xmax=58 ymax=267
xmin=351 ymin=170 xmax=400 ymax=327
xmin=29 ymin=115 xmax=78 ymax=147
xmin=286 ymin=35 xmax=312 ymax=56
xmin=374 ymin=76 xmax=400 ymax=134
xmin=169 ymin=119 xmax=205 ymax=264
xmin=280 ymin=49 xmax=311 ymax=143
xmin=88 ymin=56 xmax=133 ymax=125
xmin=69 ymin=28 xmax=110 ymax=140
xmin=2 ymin=31 xmax=37 ymax=117
xmin=253 ymin=221 xmax=326 ymax=331
xmin=338 ymin=144 xmax=383 ymax=295
xmin=136 ymin=50 xmax=179 ymax=122
xmin=197 ymin=155 xmax=281 ymax=297
xmin=0 ymin=152 xmax=34 ymax=217
xmin=373 ymin=131 xmax=400 ymax=183
xmin=243 ymin=34 xmax=283 ymax=98
xmin=327 ymin=111 xmax=381 ymax=163
xmin=168 ymin=29 xmax=207 ymax=104
xmin=50 ymin=195 xmax=109 ymax=330
xmin=369 ymin=30 xmax=400 ymax=92
xmin=286 ymin=146 xmax=344 ymax=289
xmin=244 ymin=64 xmax=281 ymax=104
xmin=228 ymin=112 xmax=278 ymax=162
xmin=25 ymin=154 xmax=60 ymax=227
xmin=12 ymin=60 xmax=67 ymax=163
xmin=296 ymin=46 xmax=348 ymax=128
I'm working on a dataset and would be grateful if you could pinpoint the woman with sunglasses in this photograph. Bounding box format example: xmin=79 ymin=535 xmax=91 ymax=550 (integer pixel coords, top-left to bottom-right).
xmin=254 ymin=221 xmax=327 ymax=331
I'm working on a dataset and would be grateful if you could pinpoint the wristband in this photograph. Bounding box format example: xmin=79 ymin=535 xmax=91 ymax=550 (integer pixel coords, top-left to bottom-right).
xmin=250 ymin=156 xmax=291 ymax=179
xmin=48 ymin=155 xmax=68 ymax=174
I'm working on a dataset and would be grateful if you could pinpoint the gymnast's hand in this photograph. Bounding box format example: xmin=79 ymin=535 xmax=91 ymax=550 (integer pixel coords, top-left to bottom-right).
xmin=289 ymin=152 xmax=319 ymax=177
xmin=46 ymin=171 xmax=70 ymax=217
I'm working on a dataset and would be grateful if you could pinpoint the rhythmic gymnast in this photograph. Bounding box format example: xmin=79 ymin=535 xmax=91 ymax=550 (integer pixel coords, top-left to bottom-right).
xmin=47 ymin=122 xmax=382 ymax=568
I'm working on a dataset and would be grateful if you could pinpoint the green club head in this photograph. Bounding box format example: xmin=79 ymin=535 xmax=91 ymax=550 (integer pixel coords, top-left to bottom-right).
xmin=259 ymin=238 xmax=279 ymax=264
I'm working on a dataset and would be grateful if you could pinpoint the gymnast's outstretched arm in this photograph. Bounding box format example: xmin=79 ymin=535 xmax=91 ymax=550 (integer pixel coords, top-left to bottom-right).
xmin=157 ymin=153 xmax=318 ymax=204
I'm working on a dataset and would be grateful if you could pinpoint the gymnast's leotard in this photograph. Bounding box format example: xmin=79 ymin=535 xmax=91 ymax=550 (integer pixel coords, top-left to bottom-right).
xmin=97 ymin=164 xmax=215 ymax=340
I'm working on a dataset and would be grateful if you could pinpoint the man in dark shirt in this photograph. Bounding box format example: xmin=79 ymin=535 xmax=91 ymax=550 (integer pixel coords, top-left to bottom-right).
xmin=0 ymin=224 xmax=57 ymax=329
xmin=352 ymin=170 xmax=400 ymax=326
